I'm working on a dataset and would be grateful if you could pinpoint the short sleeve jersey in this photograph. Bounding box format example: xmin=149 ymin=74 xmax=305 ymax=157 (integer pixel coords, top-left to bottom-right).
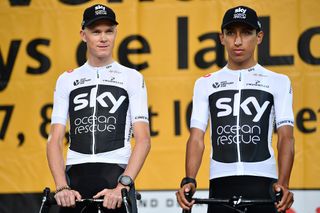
xmin=51 ymin=61 xmax=149 ymax=165
xmin=190 ymin=64 xmax=294 ymax=180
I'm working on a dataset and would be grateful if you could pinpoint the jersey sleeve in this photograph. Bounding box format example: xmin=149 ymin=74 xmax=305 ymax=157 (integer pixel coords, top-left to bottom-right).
xmin=51 ymin=74 xmax=69 ymax=125
xmin=274 ymin=75 xmax=294 ymax=128
xmin=190 ymin=78 xmax=209 ymax=132
xmin=127 ymin=71 xmax=149 ymax=123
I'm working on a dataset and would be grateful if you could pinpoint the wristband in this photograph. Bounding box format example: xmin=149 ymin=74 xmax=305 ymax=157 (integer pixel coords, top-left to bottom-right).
xmin=55 ymin=186 xmax=71 ymax=194
xmin=180 ymin=177 xmax=197 ymax=188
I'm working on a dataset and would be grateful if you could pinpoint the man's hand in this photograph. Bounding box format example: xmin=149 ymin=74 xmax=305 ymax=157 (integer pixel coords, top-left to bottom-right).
xmin=273 ymin=183 xmax=294 ymax=212
xmin=93 ymin=184 xmax=129 ymax=209
xmin=176 ymin=183 xmax=196 ymax=210
xmin=54 ymin=189 xmax=81 ymax=207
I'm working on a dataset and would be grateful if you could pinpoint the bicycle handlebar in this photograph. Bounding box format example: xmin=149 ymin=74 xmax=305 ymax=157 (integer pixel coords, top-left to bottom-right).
xmin=182 ymin=190 xmax=283 ymax=213
xmin=192 ymin=197 xmax=275 ymax=205
xmin=39 ymin=187 xmax=141 ymax=213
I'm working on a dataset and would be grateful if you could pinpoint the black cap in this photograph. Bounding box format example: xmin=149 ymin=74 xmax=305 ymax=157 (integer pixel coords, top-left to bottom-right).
xmin=81 ymin=4 xmax=118 ymax=29
xmin=221 ymin=6 xmax=261 ymax=32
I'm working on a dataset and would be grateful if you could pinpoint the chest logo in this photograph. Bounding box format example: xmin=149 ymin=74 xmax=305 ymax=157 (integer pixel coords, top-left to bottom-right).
xmin=216 ymin=93 xmax=270 ymax=122
xmin=73 ymin=87 xmax=126 ymax=113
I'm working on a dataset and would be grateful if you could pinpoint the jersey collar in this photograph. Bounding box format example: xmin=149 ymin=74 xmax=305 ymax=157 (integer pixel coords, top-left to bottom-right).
xmin=84 ymin=61 xmax=117 ymax=71
xmin=223 ymin=63 xmax=261 ymax=74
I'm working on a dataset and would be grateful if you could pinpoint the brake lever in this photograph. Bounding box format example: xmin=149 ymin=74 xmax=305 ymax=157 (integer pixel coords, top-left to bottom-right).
xmin=39 ymin=187 xmax=52 ymax=213
xmin=275 ymin=190 xmax=283 ymax=204
xmin=182 ymin=191 xmax=193 ymax=213
xmin=275 ymin=189 xmax=284 ymax=213
xmin=121 ymin=188 xmax=131 ymax=213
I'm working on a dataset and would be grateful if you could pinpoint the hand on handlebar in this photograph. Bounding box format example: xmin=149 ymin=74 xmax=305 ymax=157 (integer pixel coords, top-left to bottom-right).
xmin=54 ymin=189 xmax=81 ymax=207
xmin=176 ymin=183 xmax=196 ymax=211
xmin=273 ymin=183 xmax=294 ymax=212
xmin=93 ymin=184 xmax=129 ymax=209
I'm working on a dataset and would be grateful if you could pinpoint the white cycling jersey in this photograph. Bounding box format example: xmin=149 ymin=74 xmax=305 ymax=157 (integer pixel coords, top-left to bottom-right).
xmin=191 ymin=64 xmax=294 ymax=180
xmin=51 ymin=61 xmax=149 ymax=165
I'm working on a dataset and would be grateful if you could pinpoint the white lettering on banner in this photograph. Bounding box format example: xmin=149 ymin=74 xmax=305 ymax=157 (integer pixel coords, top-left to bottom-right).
xmin=74 ymin=87 xmax=126 ymax=112
xmin=216 ymin=93 xmax=270 ymax=122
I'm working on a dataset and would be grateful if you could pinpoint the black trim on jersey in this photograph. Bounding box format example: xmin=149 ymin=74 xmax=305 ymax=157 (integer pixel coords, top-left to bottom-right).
xmin=69 ymin=85 xmax=129 ymax=154
xmin=209 ymin=89 xmax=274 ymax=163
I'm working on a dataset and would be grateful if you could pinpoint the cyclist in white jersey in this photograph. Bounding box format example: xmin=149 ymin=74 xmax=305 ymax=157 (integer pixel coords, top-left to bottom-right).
xmin=177 ymin=5 xmax=294 ymax=213
xmin=47 ymin=4 xmax=151 ymax=213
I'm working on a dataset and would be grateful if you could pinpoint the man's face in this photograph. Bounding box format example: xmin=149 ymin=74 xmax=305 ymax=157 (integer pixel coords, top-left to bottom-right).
xmin=220 ymin=23 xmax=263 ymax=68
xmin=81 ymin=19 xmax=117 ymax=61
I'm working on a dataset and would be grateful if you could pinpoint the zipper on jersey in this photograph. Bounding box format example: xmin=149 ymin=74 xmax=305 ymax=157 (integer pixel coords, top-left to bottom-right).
xmin=236 ymin=72 xmax=243 ymax=162
xmin=92 ymin=68 xmax=100 ymax=155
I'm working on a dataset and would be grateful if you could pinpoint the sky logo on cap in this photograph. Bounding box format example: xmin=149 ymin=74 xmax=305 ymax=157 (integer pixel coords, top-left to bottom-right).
xmin=234 ymin=7 xmax=247 ymax=19
xmin=95 ymin=5 xmax=105 ymax=10
xmin=95 ymin=5 xmax=107 ymax=16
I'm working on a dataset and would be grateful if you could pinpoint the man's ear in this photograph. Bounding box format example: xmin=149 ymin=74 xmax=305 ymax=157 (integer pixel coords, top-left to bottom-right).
xmin=219 ymin=32 xmax=225 ymax=45
xmin=257 ymin=31 xmax=264 ymax=45
xmin=80 ymin=30 xmax=87 ymax=43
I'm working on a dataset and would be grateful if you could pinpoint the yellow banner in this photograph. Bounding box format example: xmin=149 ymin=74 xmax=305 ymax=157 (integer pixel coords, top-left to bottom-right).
xmin=0 ymin=0 xmax=319 ymax=193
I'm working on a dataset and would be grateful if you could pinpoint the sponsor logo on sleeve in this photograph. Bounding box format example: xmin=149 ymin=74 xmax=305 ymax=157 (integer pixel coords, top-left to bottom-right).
xmin=142 ymin=78 xmax=145 ymax=88
xmin=277 ymin=120 xmax=294 ymax=126
xmin=135 ymin=116 xmax=148 ymax=120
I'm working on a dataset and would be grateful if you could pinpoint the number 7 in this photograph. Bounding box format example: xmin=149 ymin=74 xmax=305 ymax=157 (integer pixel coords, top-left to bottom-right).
xmin=0 ymin=105 xmax=14 ymax=140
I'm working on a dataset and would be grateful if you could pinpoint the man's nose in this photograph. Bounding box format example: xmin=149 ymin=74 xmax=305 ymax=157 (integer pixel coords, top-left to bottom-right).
xmin=100 ymin=33 xmax=107 ymax=42
xmin=234 ymin=33 xmax=242 ymax=46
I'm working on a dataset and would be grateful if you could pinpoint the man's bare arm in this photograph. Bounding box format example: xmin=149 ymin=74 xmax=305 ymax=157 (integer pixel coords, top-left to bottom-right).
xmin=47 ymin=124 xmax=81 ymax=206
xmin=274 ymin=125 xmax=295 ymax=212
xmin=47 ymin=124 xmax=68 ymax=189
xmin=122 ymin=122 xmax=151 ymax=180
xmin=176 ymin=128 xmax=205 ymax=210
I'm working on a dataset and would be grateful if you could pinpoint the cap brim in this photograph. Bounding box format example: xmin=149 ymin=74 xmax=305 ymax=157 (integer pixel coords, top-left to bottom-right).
xmin=82 ymin=16 xmax=118 ymax=29
xmin=222 ymin=20 xmax=259 ymax=31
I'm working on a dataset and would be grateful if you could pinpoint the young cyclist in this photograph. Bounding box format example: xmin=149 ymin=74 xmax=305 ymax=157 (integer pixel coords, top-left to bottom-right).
xmin=176 ymin=5 xmax=294 ymax=213
xmin=47 ymin=4 xmax=151 ymax=213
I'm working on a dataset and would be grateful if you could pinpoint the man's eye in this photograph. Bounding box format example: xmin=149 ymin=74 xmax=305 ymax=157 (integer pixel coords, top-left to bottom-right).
xmin=243 ymin=31 xmax=253 ymax=35
xmin=106 ymin=28 xmax=115 ymax=33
